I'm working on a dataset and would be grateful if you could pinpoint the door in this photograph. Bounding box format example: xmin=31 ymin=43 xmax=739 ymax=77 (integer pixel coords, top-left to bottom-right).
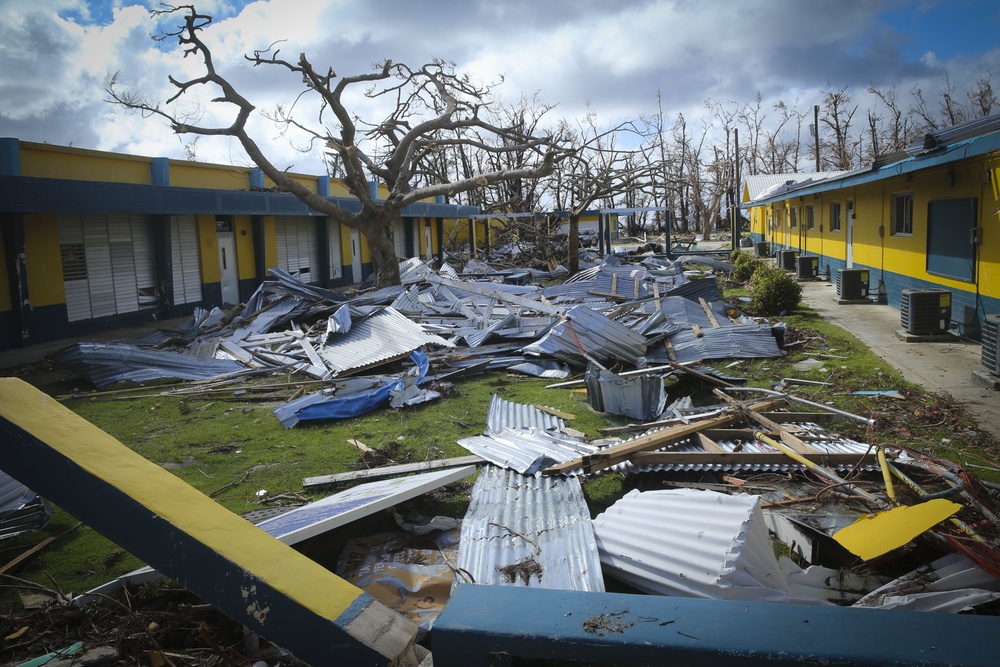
xmin=216 ymin=230 xmax=239 ymax=305
xmin=350 ymin=228 xmax=362 ymax=283
xmin=846 ymin=200 xmax=855 ymax=268
xmin=423 ymin=221 xmax=433 ymax=260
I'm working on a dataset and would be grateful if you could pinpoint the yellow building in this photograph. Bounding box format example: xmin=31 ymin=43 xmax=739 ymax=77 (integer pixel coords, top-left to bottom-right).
xmin=0 ymin=139 xmax=476 ymax=350
xmin=743 ymin=117 xmax=1000 ymax=340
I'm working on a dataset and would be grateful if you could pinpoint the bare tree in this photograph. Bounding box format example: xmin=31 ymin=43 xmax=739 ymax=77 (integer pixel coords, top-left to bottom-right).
xmin=105 ymin=5 xmax=569 ymax=287
xmin=819 ymin=86 xmax=860 ymax=169
xmin=968 ymin=71 xmax=998 ymax=118
xmin=547 ymin=108 xmax=657 ymax=273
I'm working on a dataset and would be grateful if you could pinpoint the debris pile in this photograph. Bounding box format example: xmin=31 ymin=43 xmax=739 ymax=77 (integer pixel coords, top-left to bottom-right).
xmin=6 ymin=250 xmax=1000 ymax=666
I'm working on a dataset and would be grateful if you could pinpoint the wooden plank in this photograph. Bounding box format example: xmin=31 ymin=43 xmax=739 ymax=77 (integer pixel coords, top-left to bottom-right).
xmin=611 ymin=273 xmax=619 ymax=296
xmin=714 ymin=390 xmax=820 ymax=454
xmin=691 ymin=324 xmax=704 ymax=338
xmin=0 ymin=536 xmax=56 ymax=575
xmin=759 ymin=411 xmax=844 ymax=424
xmin=533 ymin=405 xmax=575 ymax=420
xmin=630 ymin=451 xmax=880 ymax=466
xmin=699 ymin=297 xmax=721 ymax=328
xmin=0 ymin=379 xmax=420 ymax=666
xmin=669 ymin=361 xmax=734 ymax=387
xmin=303 ymin=455 xmax=485 ymax=488
xmin=695 ymin=432 xmax=726 ymax=452
xmin=542 ymin=398 xmax=787 ymax=475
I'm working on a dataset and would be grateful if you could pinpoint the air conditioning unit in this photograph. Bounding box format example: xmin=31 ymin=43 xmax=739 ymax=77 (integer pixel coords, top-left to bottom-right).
xmin=982 ymin=314 xmax=1000 ymax=375
xmin=776 ymin=249 xmax=799 ymax=271
xmin=836 ymin=268 xmax=870 ymax=299
xmin=900 ymin=288 xmax=952 ymax=335
xmin=796 ymin=255 xmax=819 ymax=279
xmin=754 ymin=241 xmax=769 ymax=257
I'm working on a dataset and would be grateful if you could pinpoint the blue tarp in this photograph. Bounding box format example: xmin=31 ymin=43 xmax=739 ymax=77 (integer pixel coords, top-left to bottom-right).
xmin=274 ymin=350 xmax=430 ymax=427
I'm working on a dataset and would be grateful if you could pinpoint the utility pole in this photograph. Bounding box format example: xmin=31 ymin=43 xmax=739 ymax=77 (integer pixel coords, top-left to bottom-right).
xmin=814 ymin=104 xmax=821 ymax=171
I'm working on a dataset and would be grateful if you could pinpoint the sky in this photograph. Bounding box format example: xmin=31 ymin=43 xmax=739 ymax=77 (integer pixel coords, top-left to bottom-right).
xmin=1 ymin=0 xmax=999 ymax=177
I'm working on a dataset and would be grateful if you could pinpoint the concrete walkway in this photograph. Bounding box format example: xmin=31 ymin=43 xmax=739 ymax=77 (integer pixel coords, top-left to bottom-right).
xmin=798 ymin=278 xmax=1000 ymax=442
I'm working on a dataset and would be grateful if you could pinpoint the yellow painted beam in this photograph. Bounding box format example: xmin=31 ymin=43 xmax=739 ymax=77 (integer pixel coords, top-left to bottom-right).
xmin=0 ymin=379 xmax=418 ymax=665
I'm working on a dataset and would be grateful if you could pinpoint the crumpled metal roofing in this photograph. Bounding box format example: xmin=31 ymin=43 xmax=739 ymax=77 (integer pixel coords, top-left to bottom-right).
xmin=521 ymin=305 xmax=648 ymax=365
xmin=48 ymin=342 xmax=249 ymax=388
xmin=593 ymin=488 xmax=832 ymax=604
xmin=646 ymin=323 xmax=783 ymax=365
xmin=584 ymin=366 xmax=667 ymax=421
xmin=455 ymin=465 xmax=604 ymax=592
xmin=458 ymin=427 xmax=599 ymax=475
xmin=485 ymin=394 xmax=565 ymax=434
xmin=317 ymin=306 xmax=453 ymax=376
xmin=0 ymin=469 xmax=52 ymax=539
xmin=853 ymin=553 xmax=1000 ymax=612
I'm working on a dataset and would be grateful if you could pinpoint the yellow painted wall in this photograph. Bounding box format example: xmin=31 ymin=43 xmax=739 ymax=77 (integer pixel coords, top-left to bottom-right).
xmin=197 ymin=215 xmax=220 ymax=283
xmin=20 ymin=143 xmax=151 ymax=184
xmin=262 ymin=173 xmax=318 ymax=192
xmin=749 ymin=154 xmax=1000 ymax=301
xmin=234 ymin=216 xmax=257 ymax=280
xmin=170 ymin=162 xmax=254 ymax=190
xmin=23 ymin=214 xmax=65 ymax=307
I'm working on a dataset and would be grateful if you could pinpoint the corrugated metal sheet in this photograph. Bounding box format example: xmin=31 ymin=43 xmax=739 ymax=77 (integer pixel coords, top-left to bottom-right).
xmin=48 ymin=342 xmax=248 ymax=388
xmin=854 ymin=553 xmax=1000 ymax=612
xmin=485 ymin=394 xmax=565 ymax=434
xmin=521 ymin=305 xmax=648 ymax=365
xmin=457 ymin=428 xmax=599 ymax=475
xmin=0 ymin=469 xmax=52 ymax=538
xmin=611 ymin=421 xmax=884 ymax=474
xmin=317 ymin=306 xmax=454 ymax=376
xmin=584 ymin=366 xmax=667 ymax=420
xmin=645 ymin=324 xmax=783 ymax=365
xmin=593 ymin=488 xmax=830 ymax=604
xmin=456 ymin=465 xmax=604 ymax=592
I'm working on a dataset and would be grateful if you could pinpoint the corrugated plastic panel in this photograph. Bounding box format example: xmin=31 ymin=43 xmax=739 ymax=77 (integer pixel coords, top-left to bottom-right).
xmin=593 ymin=488 xmax=829 ymax=604
xmin=456 ymin=466 xmax=604 ymax=592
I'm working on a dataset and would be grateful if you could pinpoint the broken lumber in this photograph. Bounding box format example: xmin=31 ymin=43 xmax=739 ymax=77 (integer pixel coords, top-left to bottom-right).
xmin=0 ymin=379 xmax=421 ymax=667
xmin=542 ymin=398 xmax=788 ymax=475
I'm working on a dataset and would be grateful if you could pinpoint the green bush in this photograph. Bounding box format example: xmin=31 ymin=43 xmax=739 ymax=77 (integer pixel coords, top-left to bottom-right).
xmin=730 ymin=249 xmax=752 ymax=264
xmin=731 ymin=254 xmax=760 ymax=282
xmin=749 ymin=263 xmax=803 ymax=315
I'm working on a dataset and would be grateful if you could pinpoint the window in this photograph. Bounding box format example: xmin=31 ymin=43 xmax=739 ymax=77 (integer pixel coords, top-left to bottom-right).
xmin=892 ymin=193 xmax=913 ymax=235
xmin=830 ymin=202 xmax=842 ymax=232
xmin=807 ymin=206 xmax=815 ymax=230
xmin=790 ymin=208 xmax=797 ymax=228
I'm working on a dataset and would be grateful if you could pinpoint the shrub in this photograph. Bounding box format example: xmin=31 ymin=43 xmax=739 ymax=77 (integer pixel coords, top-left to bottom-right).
xmin=731 ymin=255 xmax=760 ymax=282
xmin=749 ymin=264 xmax=803 ymax=315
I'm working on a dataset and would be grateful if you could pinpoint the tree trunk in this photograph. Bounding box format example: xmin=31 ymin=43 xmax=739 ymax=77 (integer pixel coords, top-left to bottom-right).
xmin=568 ymin=213 xmax=580 ymax=275
xmin=360 ymin=210 xmax=402 ymax=288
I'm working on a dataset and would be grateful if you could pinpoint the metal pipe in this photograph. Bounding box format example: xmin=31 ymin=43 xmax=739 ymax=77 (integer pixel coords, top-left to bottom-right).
xmin=888 ymin=463 xmax=984 ymax=542
xmin=877 ymin=447 xmax=896 ymax=503
xmin=721 ymin=386 xmax=876 ymax=426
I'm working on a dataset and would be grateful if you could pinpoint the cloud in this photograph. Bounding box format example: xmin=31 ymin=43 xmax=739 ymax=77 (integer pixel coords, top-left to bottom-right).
xmin=1 ymin=0 xmax=996 ymax=176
